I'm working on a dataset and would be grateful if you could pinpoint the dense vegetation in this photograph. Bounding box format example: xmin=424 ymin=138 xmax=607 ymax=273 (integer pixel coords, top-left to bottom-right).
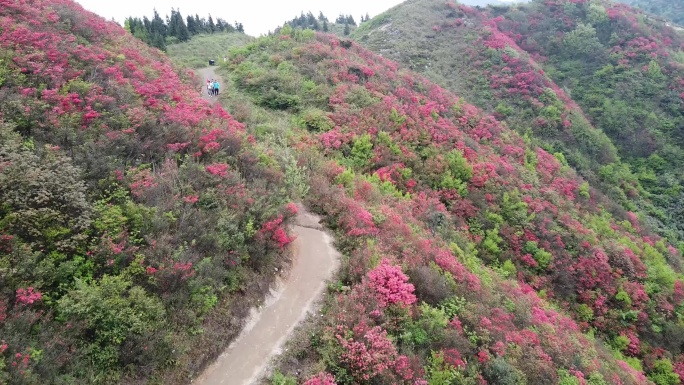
xmin=616 ymin=0 xmax=684 ymax=26
xmin=354 ymin=0 xmax=684 ymax=246
xmin=211 ymin=23 xmax=684 ymax=383
xmin=4 ymin=0 xmax=684 ymax=383
xmin=493 ymin=0 xmax=684 ymax=243
xmin=125 ymin=8 xmax=245 ymax=51
xmin=279 ymin=12 xmax=364 ymax=37
xmin=0 ymin=0 xmax=295 ymax=383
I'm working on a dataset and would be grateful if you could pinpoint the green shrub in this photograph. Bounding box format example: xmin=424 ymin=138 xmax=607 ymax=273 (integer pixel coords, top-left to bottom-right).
xmin=56 ymin=275 xmax=167 ymax=371
xmin=271 ymin=370 xmax=297 ymax=385
xmin=558 ymin=369 xmax=581 ymax=385
xmin=483 ymin=357 xmax=526 ymax=385
xmin=0 ymin=133 xmax=92 ymax=253
xmin=350 ymin=133 xmax=373 ymax=168
xmin=524 ymin=241 xmax=553 ymax=270
xmin=648 ymin=359 xmax=680 ymax=385
xmin=425 ymin=351 xmax=459 ymax=385
xmin=298 ymin=109 xmax=334 ymax=132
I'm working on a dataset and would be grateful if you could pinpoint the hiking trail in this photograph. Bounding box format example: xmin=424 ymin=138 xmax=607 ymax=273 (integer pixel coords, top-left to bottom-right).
xmin=197 ymin=66 xmax=223 ymax=104
xmin=194 ymin=182 xmax=339 ymax=382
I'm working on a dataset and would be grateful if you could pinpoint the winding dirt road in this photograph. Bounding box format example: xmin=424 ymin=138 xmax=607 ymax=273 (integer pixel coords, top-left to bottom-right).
xmin=191 ymin=75 xmax=339 ymax=382
xmin=197 ymin=207 xmax=339 ymax=385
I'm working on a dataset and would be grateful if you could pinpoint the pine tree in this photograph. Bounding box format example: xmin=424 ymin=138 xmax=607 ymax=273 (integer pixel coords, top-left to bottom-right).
xmin=175 ymin=9 xmax=190 ymax=42
xmin=142 ymin=16 xmax=151 ymax=34
xmin=208 ymin=15 xmax=216 ymax=33
xmin=187 ymin=15 xmax=197 ymax=35
xmin=167 ymin=9 xmax=178 ymax=38
xmin=344 ymin=23 xmax=350 ymax=36
xmin=218 ymin=18 xmax=235 ymax=32
xmin=127 ymin=8 xmax=243 ymax=49
xmin=195 ymin=14 xmax=203 ymax=33
xmin=151 ymin=9 xmax=167 ymax=37
xmin=323 ymin=20 xmax=329 ymax=32
xmin=318 ymin=11 xmax=328 ymax=22
xmin=132 ymin=24 xmax=149 ymax=42
xmin=152 ymin=32 xmax=166 ymax=51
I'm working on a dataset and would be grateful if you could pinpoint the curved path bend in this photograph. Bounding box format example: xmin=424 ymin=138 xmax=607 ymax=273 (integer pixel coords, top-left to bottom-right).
xmin=197 ymin=207 xmax=339 ymax=385
xmin=194 ymin=68 xmax=340 ymax=385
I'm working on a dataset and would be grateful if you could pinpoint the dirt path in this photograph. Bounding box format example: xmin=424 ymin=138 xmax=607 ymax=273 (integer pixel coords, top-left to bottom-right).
xmin=196 ymin=206 xmax=339 ymax=385
xmin=197 ymin=66 xmax=222 ymax=104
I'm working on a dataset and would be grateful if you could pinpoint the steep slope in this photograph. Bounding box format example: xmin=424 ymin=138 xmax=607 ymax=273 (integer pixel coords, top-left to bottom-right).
xmin=353 ymin=0 xmax=684 ymax=244
xmin=0 ymin=0 xmax=295 ymax=383
xmin=491 ymin=0 xmax=684 ymax=242
xmin=215 ymin=28 xmax=684 ymax=383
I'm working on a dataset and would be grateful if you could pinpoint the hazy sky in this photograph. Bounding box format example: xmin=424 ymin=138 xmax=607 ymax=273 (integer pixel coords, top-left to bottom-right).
xmin=75 ymin=0 xmax=406 ymax=36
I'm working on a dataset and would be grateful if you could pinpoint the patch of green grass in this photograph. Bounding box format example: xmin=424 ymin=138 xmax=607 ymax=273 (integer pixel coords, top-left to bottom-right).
xmin=166 ymin=33 xmax=254 ymax=69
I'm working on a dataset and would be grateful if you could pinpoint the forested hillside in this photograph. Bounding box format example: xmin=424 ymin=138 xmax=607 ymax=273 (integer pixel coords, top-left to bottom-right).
xmin=211 ymin=25 xmax=684 ymax=383
xmin=125 ymin=8 xmax=245 ymax=51
xmin=278 ymin=12 xmax=362 ymax=36
xmin=493 ymin=0 xmax=684 ymax=242
xmin=354 ymin=0 xmax=684 ymax=246
xmin=0 ymin=0 xmax=295 ymax=383
xmin=616 ymin=0 xmax=684 ymax=26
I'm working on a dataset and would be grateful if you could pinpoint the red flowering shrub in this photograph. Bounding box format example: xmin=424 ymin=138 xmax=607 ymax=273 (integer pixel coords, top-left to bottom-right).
xmin=336 ymin=323 xmax=398 ymax=381
xmin=366 ymin=259 xmax=417 ymax=308
xmin=15 ymin=288 xmax=42 ymax=305
xmin=337 ymin=198 xmax=379 ymax=237
xmin=258 ymin=215 xmax=295 ymax=249
xmin=304 ymin=372 xmax=337 ymax=385
xmin=286 ymin=202 xmax=299 ymax=215
xmin=205 ymin=163 xmax=230 ymax=177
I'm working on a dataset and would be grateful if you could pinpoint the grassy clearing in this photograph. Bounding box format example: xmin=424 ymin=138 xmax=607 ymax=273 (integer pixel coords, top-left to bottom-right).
xmin=166 ymin=33 xmax=254 ymax=68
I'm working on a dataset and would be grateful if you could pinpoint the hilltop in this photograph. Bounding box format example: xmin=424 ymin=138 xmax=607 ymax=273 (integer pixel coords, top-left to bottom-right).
xmin=166 ymin=33 xmax=254 ymax=69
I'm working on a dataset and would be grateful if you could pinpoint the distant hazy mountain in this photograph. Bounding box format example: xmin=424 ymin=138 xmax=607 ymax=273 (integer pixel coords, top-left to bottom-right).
xmin=616 ymin=0 xmax=684 ymax=25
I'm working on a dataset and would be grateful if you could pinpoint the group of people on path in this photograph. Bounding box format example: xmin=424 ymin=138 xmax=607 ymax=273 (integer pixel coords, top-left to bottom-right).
xmin=206 ymin=79 xmax=220 ymax=96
